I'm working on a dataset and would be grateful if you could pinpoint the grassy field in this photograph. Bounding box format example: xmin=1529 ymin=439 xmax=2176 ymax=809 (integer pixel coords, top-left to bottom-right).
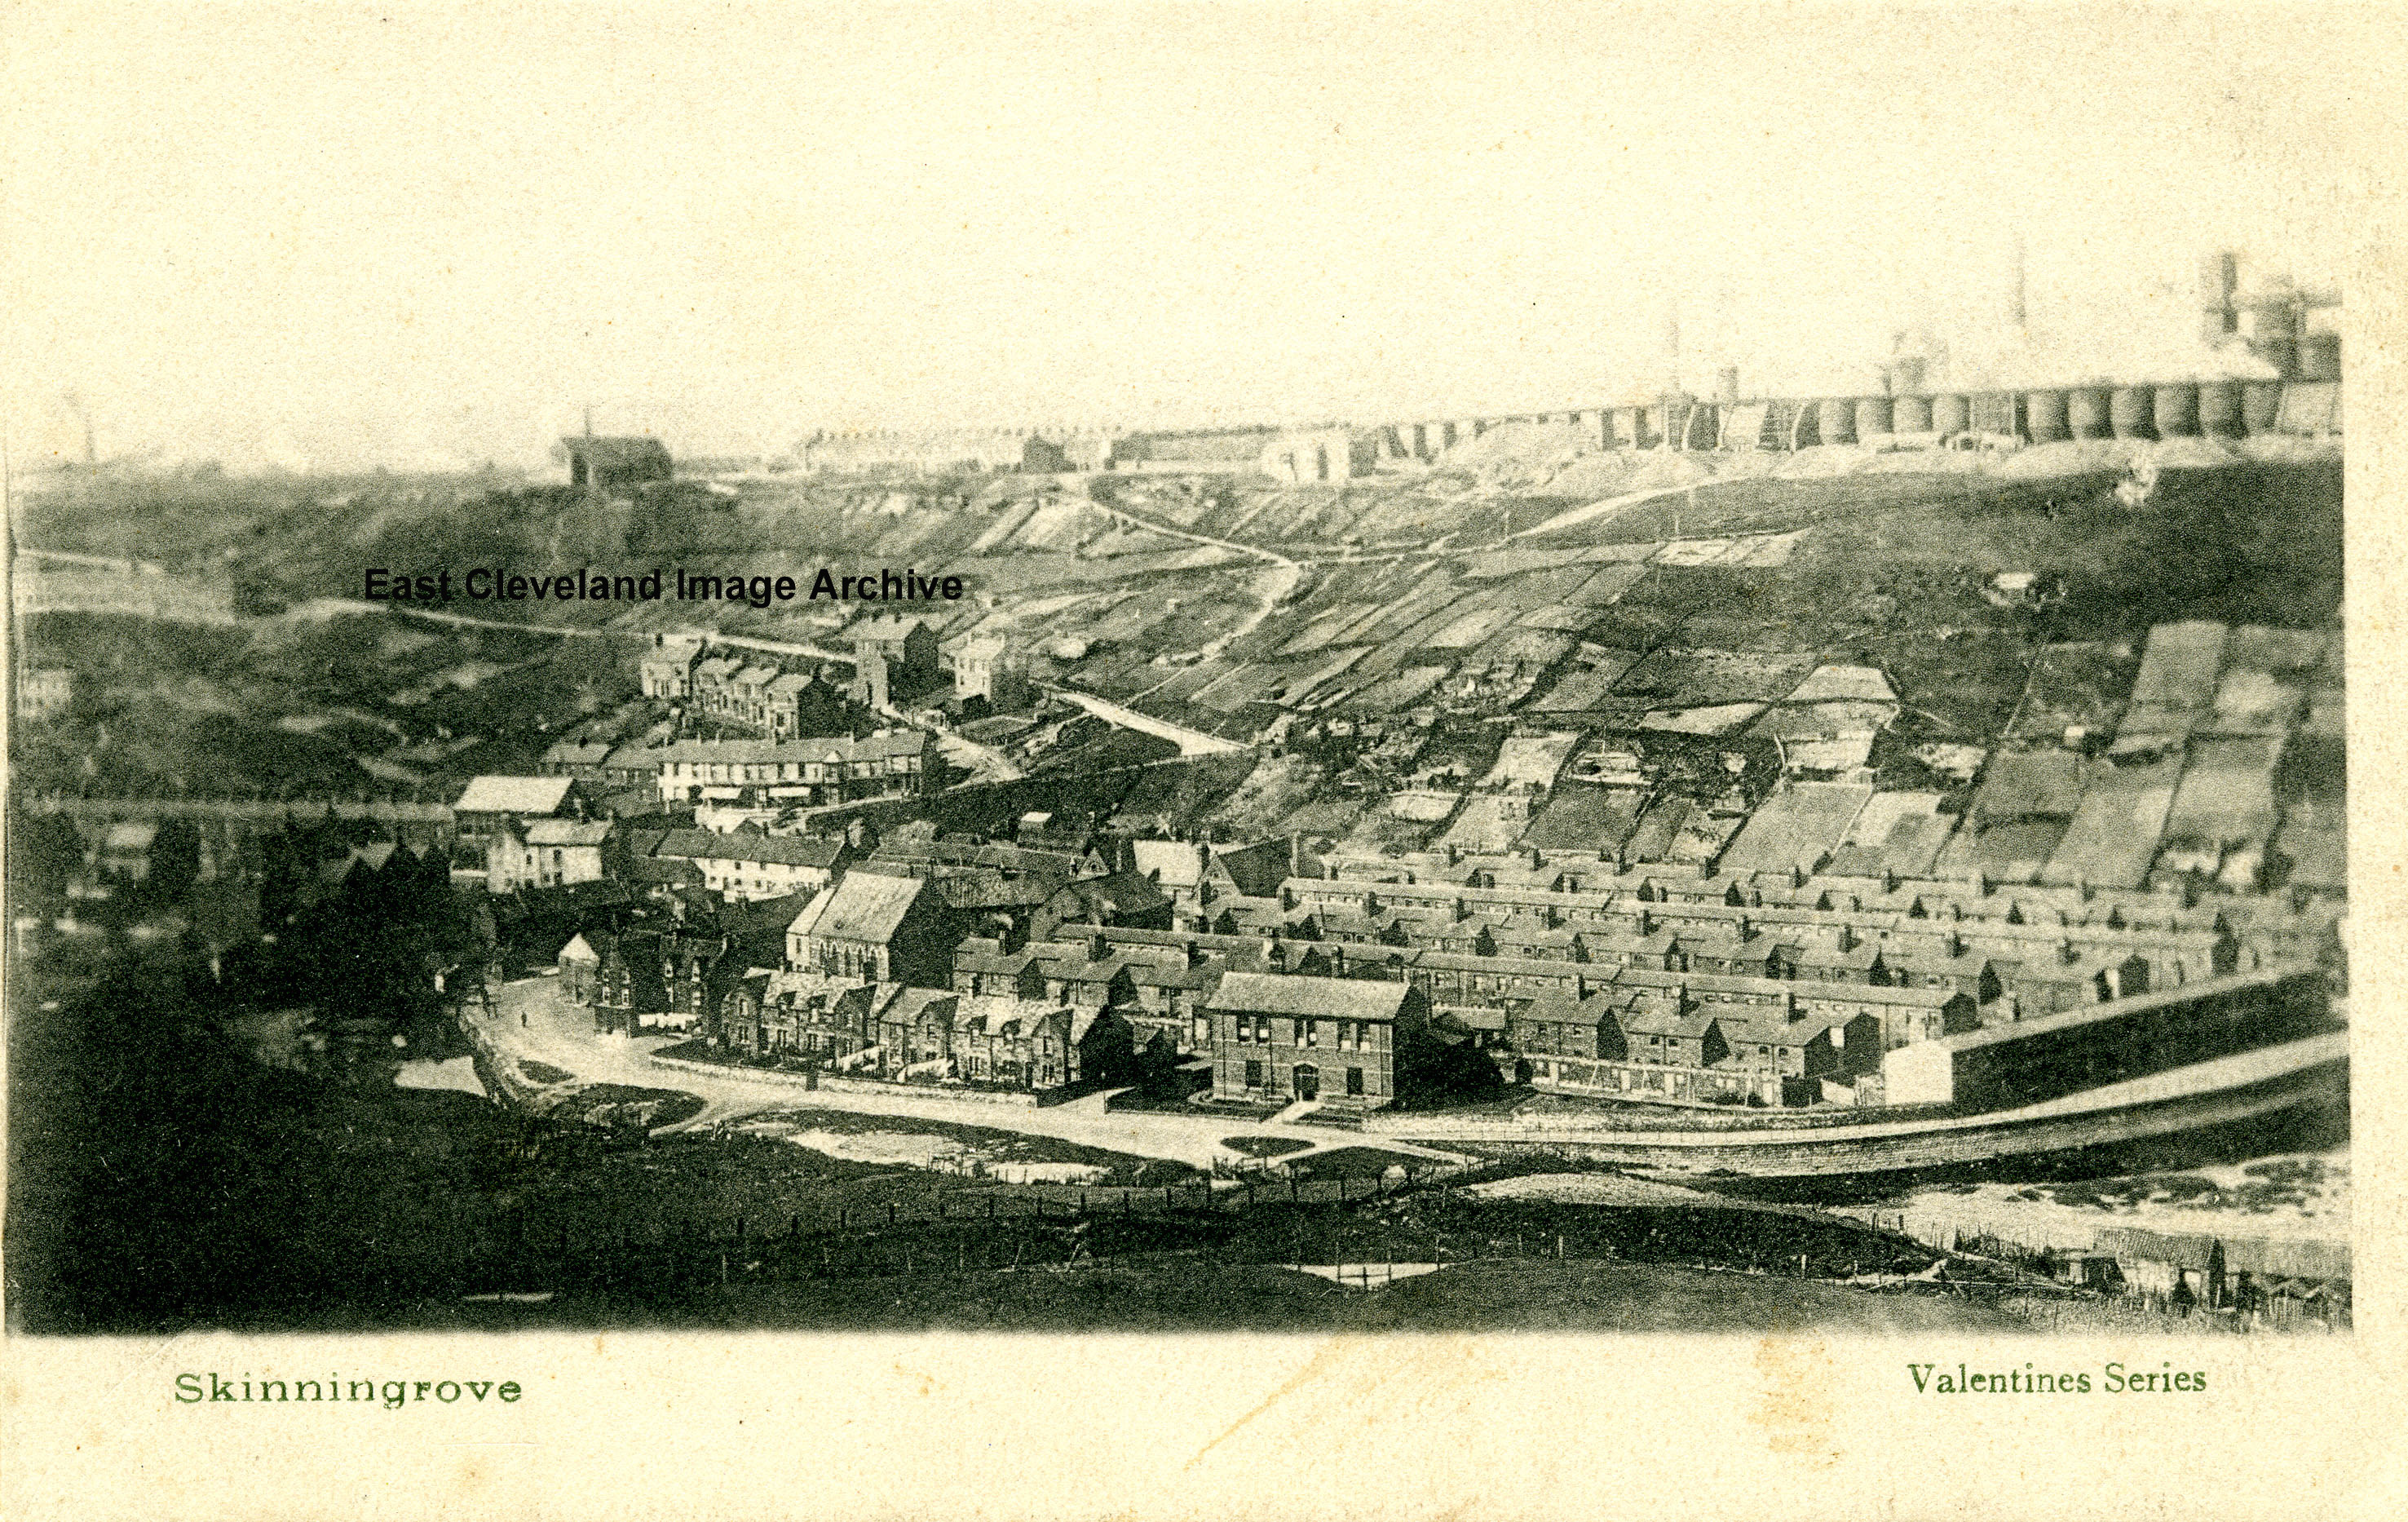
xmin=736 ymin=1105 xmax=1204 ymax=1184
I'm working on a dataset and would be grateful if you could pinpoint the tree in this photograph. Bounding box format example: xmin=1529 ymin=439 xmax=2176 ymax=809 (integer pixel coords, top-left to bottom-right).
xmin=1395 ymin=1033 xmax=1504 ymax=1108
xmin=1075 ymin=1007 xmax=1139 ymax=1087
xmin=139 ymin=817 xmax=201 ymax=907
xmin=6 ymin=807 xmax=86 ymax=905
xmin=1133 ymin=1029 xmax=1186 ymax=1097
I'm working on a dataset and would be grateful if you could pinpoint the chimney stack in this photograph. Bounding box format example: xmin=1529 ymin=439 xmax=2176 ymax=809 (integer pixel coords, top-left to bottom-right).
xmin=2200 ymin=250 xmax=2241 ymax=344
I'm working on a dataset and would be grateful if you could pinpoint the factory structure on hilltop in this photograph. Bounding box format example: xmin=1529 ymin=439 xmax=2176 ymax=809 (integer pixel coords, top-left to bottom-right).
xmin=792 ymin=249 xmax=2342 ymax=481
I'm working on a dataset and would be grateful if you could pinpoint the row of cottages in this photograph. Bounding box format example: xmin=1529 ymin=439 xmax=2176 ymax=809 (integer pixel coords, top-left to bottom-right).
xmin=1290 ymin=846 xmax=2316 ymax=970
xmin=624 ymin=826 xmax=850 ymax=901
xmin=576 ymin=891 xmax=806 ymax=1033
xmin=1224 ymin=912 xmax=2146 ymax=1033
xmin=1205 ymin=972 xmax=1430 ymax=1108
xmin=783 ymin=869 xmax=957 ymax=986
xmin=1399 ymin=951 xmax=1978 ymax=1051
xmin=689 ymin=656 xmax=848 ymax=739
xmin=536 ymin=740 xmax=617 ymax=782
xmin=1032 ymin=924 xmax=1280 ymax=1051
xmin=951 ymin=928 xmax=1234 ymax=1055
xmin=1035 ymin=914 xmax=1955 ymax=1068
xmin=1281 ymin=869 xmax=2238 ymax=972
xmin=1054 ymin=889 xmax=2195 ymax=1073
xmin=534 ymin=740 xmax=678 ymax=808
xmin=649 ymin=732 xmax=936 ymax=808
xmin=708 ymin=972 xmax=1101 ymax=1094
xmin=715 ymin=971 xmax=934 ymax=1067
xmin=588 ymin=927 xmax=749 ymax=1035
xmin=1276 ymin=876 xmax=2236 ymax=1017
xmin=1499 ymin=984 xmax=1888 ymax=1107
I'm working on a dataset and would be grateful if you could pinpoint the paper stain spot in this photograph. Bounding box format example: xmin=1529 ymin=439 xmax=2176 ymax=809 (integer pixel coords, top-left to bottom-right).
xmin=1184 ymin=1340 xmax=1348 ymax=1471
xmin=1750 ymin=1337 xmax=1840 ymax=1469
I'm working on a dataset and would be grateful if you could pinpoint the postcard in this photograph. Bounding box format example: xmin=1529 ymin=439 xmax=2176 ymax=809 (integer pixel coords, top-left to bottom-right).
xmin=3 ymin=4 xmax=2400 ymax=1519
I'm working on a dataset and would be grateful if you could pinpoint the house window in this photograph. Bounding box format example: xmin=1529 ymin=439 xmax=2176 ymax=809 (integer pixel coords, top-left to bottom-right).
xmin=1346 ymin=1067 xmax=1364 ymax=1096
xmin=1303 ymin=1019 xmax=1319 ymax=1047
xmin=1244 ymin=1060 xmax=1264 ymax=1088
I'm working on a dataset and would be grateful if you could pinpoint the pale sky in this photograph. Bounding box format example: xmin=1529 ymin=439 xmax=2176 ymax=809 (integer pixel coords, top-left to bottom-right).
xmin=2 ymin=2 xmax=2391 ymax=472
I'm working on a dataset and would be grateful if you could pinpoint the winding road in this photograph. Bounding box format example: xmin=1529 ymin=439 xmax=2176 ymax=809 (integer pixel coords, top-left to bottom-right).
xmin=1091 ymin=502 xmax=1302 ymax=657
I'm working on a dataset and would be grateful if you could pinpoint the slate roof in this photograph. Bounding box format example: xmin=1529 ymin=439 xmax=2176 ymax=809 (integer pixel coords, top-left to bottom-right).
xmin=650 ymin=829 xmax=845 ymax=869
xmin=1045 ymin=870 xmax=1170 ymax=920
xmin=1207 ymin=840 xmax=1292 ymax=898
xmin=1507 ymin=989 xmax=1619 ymax=1027
xmin=1204 ymin=972 xmax=1411 ymax=1022
xmin=526 ymin=818 xmax=615 ymax=847
xmin=787 ymin=871 xmax=927 ymax=945
xmin=1620 ymin=1004 xmax=1715 ymax=1040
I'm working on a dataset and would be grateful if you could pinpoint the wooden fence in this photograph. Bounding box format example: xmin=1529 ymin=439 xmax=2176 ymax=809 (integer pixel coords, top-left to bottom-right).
xmin=435 ymin=1164 xmax=1487 ymax=1296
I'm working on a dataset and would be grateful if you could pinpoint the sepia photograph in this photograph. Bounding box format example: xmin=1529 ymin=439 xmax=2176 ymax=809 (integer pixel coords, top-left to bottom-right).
xmin=2 ymin=5 xmax=2396 ymax=1515
xmin=2 ymin=0 xmax=2362 ymax=1346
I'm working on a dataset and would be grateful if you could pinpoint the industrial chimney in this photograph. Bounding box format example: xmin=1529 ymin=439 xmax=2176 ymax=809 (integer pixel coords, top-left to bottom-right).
xmin=2199 ymin=250 xmax=2241 ymax=346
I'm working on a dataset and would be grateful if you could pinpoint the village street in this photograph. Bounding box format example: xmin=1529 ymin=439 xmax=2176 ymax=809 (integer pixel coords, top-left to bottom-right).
xmin=472 ymin=976 xmax=1459 ymax=1172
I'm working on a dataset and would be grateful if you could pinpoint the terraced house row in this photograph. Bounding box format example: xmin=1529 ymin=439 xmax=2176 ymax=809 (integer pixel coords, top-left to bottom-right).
xmin=564 ymin=856 xmax=2326 ymax=1115
xmin=649 ymin=732 xmax=937 ymax=807
xmin=1267 ymin=874 xmax=2262 ymax=1012
xmin=709 ymin=973 xmax=1092 ymax=1092
xmin=541 ymin=784 xmax=2332 ymax=1112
